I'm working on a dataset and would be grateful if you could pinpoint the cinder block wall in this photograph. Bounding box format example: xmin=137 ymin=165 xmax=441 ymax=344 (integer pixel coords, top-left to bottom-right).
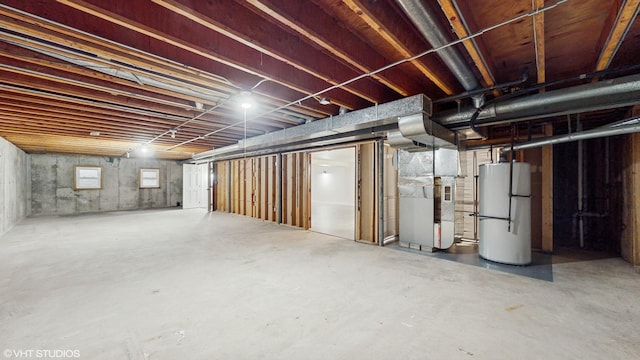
xmin=30 ymin=154 xmax=183 ymax=216
xmin=0 ymin=137 xmax=28 ymax=236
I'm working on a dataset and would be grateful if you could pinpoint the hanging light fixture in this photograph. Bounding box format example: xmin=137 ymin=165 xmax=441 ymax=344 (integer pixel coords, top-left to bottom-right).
xmin=238 ymin=91 xmax=253 ymax=109
xmin=318 ymin=97 xmax=331 ymax=105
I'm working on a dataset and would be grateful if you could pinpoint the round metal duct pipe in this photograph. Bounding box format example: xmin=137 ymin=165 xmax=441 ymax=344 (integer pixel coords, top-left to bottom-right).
xmin=396 ymin=0 xmax=481 ymax=93
xmin=432 ymin=73 xmax=640 ymax=127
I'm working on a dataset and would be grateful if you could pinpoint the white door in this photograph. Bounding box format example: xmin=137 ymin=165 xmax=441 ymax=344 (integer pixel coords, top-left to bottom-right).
xmin=183 ymin=163 xmax=209 ymax=209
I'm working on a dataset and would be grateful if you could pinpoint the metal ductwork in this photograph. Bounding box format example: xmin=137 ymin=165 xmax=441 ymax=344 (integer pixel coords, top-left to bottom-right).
xmin=433 ymin=73 xmax=640 ymax=127
xmin=193 ymin=94 xmax=432 ymax=161
xmin=507 ymin=117 xmax=640 ymax=151
xmin=397 ymin=0 xmax=482 ymax=105
xmin=396 ymin=113 xmax=456 ymax=149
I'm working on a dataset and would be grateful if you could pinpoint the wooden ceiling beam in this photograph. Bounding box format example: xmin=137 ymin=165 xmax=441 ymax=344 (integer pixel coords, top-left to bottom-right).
xmin=0 ymin=90 xmax=201 ymax=129
xmin=0 ymin=8 xmax=235 ymax=91
xmin=0 ymin=122 xmax=232 ymax=150
xmin=0 ymin=70 xmax=207 ymax=119
xmin=0 ymin=57 xmax=201 ymax=111
xmin=438 ymin=0 xmax=495 ymax=87
xmin=55 ymin=0 xmax=372 ymax=110
xmin=243 ymin=0 xmax=421 ymax=97
xmin=340 ymin=0 xmax=456 ymax=96
xmin=0 ymin=104 xmax=262 ymax=140
xmin=0 ymin=86 xmax=286 ymax=135
xmin=0 ymin=42 xmax=227 ymax=107
xmin=533 ymin=0 xmax=546 ymax=84
xmin=0 ymin=132 xmax=206 ymax=159
xmin=595 ymin=0 xmax=640 ymax=71
xmin=0 ymin=100 xmax=277 ymax=139
xmin=152 ymin=0 xmax=399 ymax=102
xmin=0 ymin=120 xmax=227 ymax=151
xmin=0 ymin=5 xmax=334 ymax=119
xmin=1 ymin=69 xmax=297 ymax=129
xmin=0 ymin=115 xmax=159 ymax=141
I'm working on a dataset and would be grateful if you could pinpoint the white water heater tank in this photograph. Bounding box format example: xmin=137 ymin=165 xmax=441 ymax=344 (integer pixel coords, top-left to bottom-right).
xmin=479 ymin=162 xmax=531 ymax=265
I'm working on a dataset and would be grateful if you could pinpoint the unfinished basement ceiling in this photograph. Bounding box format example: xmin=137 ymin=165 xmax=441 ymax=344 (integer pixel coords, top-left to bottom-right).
xmin=0 ymin=0 xmax=638 ymax=160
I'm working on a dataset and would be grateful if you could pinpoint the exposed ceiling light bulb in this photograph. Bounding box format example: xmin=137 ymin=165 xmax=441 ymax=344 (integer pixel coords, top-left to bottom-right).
xmin=141 ymin=146 xmax=148 ymax=153
xmin=319 ymin=97 xmax=331 ymax=105
xmin=126 ymin=152 xmax=130 ymax=158
xmin=239 ymin=90 xmax=253 ymax=109
xmin=170 ymin=129 xmax=177 ymax=138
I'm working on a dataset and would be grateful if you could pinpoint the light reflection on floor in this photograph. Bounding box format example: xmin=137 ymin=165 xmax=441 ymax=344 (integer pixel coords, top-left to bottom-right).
xmin=310 ymin=203 xmax=355 ymax=240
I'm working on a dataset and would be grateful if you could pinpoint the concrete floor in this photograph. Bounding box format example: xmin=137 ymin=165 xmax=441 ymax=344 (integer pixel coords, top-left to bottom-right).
xmin=1 ymin=209 xmax=638 ymax=359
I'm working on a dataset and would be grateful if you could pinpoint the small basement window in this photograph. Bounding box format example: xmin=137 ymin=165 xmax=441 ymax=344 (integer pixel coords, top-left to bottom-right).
xmin=444 ymin=185 xmax=452 ymax=202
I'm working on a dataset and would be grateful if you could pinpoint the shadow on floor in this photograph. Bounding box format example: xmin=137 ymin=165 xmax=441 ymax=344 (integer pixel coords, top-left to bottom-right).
xmin=388 ymin=241 xmax=555 ymax=282
xmin=549 ymin=246 xmax=619 ymax=264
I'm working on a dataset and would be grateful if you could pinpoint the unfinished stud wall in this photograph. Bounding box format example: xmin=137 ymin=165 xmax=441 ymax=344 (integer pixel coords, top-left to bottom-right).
xmin=459 ymin=149 xmax=495 ymax=241
xmin=223 ymin=155 xmax=279 ymax=223
xmin=282 ymin=152 xmax=310 ymax=229
xmin=357 ymin=143 xmax=376 ymax=243
xmin=615 ymin=133 xmax=640 ymax=268
xmin=214 ymin=161 xmax=229 ymax=212
xmin=30 ymin=154 xmax=182 ymax=216
xmin=0 ymin=137 xmax=28 ymax=236
xmin=383 ymin=144 xmax=399 ymax=241
xmin=214 ymin=142 xmax=392 ymax=239
xmin=524 ymin=148 xmax=543 ymax=250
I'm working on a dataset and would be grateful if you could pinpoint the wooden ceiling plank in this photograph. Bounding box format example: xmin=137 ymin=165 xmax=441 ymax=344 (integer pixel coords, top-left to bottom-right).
xmin=0 ymin=31 xmax=239 ymax=106
xmin=0 ymin=87 xmax=190 ymax=124
xmin=0 ymin=87 xmax=288 ymax=134
xmin=0 ymin=116 xmax=159 ymax=140
xmin=0 ymin=104 xmax=264 ymax=139
xmin=1 ymin=102 xmax=272 ymax=139
xmin=0 ymin=43 xmax=231 ymax=107
xmin=0 ymin=70 xmax=208 ymax=119
xmin=152 ymin=0 xmax=398 ymax=103
xmin=533 ymin=0 xmax=546 ymax=84
xmin=0 ymin=60 xmax=201 ymax=111
xmin=55 ymin=0 xmax=371 ymax=109
xmin=0 ymin=124 xmax=230 ymax=151
xmin=0 ymin=117 xmax=239 ymax=147
xmin=0 ymin=132 xmax=209 ymax=159
xmin=595 ymin=0 xmax=640 ymax=71
xmin=0 ymin=7 xmax=333 ymax=119
xmin=438 ymin=0 xmax=495 ymax=87
xmin=0 ymin=11 xmax=231 ymax=91
xmin=0 ymin=93 xmax=278 ymax=139
xmin=341 ymin=0 xmax=456 ymax=95
xmin=244 ymin=0 xmax=420 ymax=97
xmin=1 ymin=101 xmax=193 ymax=135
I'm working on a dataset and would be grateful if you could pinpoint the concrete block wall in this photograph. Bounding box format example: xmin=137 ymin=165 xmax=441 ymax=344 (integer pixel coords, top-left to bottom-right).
xmin=0 ymin=137 xmax=28 ymax=236
xmin=30 ymin=154 xmax=183 ymax=216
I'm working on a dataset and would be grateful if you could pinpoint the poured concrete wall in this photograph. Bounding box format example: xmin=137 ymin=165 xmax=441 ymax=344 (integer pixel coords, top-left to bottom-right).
xmin=0 ymin=137 xmax=28 ymax=236
xmin=30 ymin=154 xmax=183 ymax=216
